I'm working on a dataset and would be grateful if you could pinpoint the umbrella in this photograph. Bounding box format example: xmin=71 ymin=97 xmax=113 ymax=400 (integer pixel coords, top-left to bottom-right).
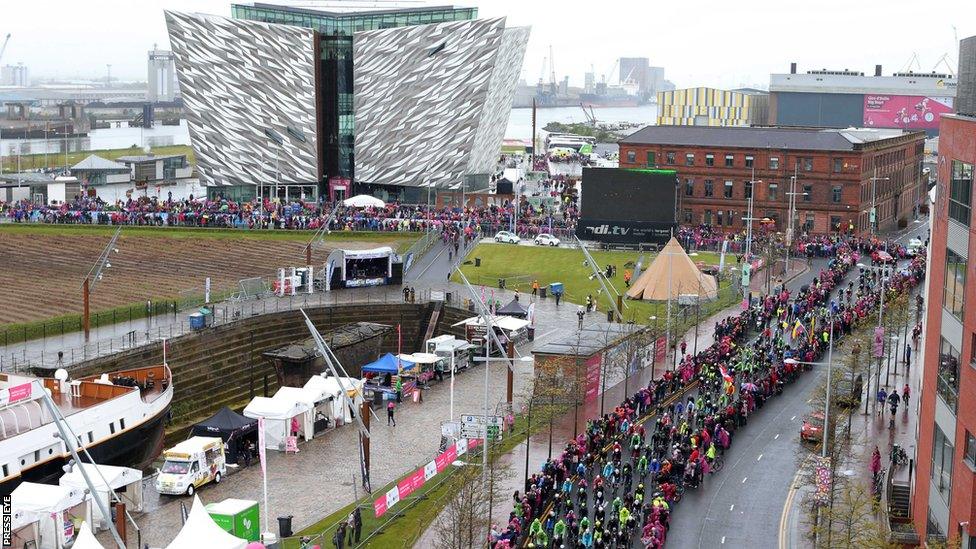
xmin=741 ymin=382 xmax=758 ymax=392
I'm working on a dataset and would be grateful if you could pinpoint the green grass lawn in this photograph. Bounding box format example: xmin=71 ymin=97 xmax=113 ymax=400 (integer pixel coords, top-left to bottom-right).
xmin=454 ymin=243 xmax=731 ymax=325
xmin=0 ymin=144 xmax=195 ymax=172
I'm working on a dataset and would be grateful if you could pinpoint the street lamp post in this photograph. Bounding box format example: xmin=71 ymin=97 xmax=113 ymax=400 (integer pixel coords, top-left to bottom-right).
xmin=859 ymin=262 xmax=889 ymax=413
xmin=869 ymin=169 xmax=891 ymax=235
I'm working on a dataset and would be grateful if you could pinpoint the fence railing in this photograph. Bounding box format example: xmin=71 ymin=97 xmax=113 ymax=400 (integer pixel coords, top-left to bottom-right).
xmin=0 ymin=286 xmax=447 ymax=373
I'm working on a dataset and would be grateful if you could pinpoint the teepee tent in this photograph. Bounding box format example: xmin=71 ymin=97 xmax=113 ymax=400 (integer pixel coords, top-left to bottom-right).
xmin=71 ymin=522 xmax=106 ymax=549
xmin=626 ymin=238 xmax=718 ymax=301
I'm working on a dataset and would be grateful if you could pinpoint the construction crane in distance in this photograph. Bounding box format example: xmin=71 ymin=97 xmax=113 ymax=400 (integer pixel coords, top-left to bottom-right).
xmin=548 ymin=45 xmax=558 ymax=95
xmin=0 ymin=34 xmax=11 ymax=65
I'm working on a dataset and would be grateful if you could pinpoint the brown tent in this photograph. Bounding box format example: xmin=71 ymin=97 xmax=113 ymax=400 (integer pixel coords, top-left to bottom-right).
xmin=625 ymin=237 xmax=718 ymax=301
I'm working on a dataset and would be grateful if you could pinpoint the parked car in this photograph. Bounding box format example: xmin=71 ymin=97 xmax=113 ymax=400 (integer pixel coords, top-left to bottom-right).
xmin=534 ymin=233 xmax=561 ymax=247
xmin=870 ymin=249 xmax=895 ymax=265
xmin=800 ymin=411 xmax=825 ymax=443
xmin=494 ymin=231 xmax=520 ymax=244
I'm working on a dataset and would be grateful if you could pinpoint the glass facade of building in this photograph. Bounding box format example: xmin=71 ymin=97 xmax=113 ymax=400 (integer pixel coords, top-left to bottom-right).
xmin=231 ymin=3 xmax=478 ymax=182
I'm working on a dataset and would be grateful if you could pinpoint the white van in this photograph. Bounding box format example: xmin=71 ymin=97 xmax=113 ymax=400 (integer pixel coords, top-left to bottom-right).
xmin=426 ymin=335 xmax=476 ymax=372
xmin=155 ymin=436 xmax=227 ymax=496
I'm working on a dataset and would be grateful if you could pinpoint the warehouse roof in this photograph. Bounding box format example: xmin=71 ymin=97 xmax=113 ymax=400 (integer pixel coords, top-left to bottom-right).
xmin=620 ymin=125 xmax=912 ymax=151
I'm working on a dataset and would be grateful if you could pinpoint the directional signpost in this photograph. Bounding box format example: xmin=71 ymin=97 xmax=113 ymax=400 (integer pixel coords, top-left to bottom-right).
xmin=461 ymin=414 xmax=503 ymax=442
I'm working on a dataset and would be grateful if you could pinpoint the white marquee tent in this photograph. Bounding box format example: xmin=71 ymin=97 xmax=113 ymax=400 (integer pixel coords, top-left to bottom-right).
xmin=71 ymin=522 xmax=106 ymax=549
xmin=166 ymin=495 xmax=247 ymax=549
xmin=11 ymin=482 xmax=92 ymax=549
xmin=243 ymin=395 xmax=312 ymax=450
xmin=343 ymin=194 xmax=385 ymax=208
xmin=59 ymin=463 xmax=144 ymax=530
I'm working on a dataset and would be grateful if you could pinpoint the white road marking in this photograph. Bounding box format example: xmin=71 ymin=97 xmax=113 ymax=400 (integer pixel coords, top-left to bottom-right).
xmin=774 ymin=434 xmax=780 ymax=440
xmin=730 ymin=504 xmax=735 ymax=511
xmin=757 ymin=454 xmax=763 ymax=461
xmin=742 ymin=477 xmax=748 ymax=483
xmin=790 ymin=415 xmax=796 ymax=421
xmin=722 ymin=537 xmax=727 ymax=544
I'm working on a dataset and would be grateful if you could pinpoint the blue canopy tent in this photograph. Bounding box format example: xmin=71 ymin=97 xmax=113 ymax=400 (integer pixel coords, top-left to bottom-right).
xmin=362 ymin=353 xmax=416 ymax=374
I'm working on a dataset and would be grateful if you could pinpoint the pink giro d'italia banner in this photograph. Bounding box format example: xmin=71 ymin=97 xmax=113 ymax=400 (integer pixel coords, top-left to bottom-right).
xmin=374 ymin=438 xmax=482 ymax=518
xmin=863 ymin=95 xmax=953 ymax=130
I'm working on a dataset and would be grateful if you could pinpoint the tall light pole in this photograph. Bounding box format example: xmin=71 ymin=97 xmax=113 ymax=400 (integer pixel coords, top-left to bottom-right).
xmin=869 ymin=168 xmax=890 ymax=235
xmin=742 ymin=169 xmax=761 ymax=305
xmin=859 ymin=262 xmax=889 ymax=413
xmin=82 ymin=227 xmax=122 ymax=341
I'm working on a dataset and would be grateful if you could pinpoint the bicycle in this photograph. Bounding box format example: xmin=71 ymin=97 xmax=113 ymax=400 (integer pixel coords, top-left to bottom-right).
xmin=710 ymin=454 xmax=725 ymax=473
xmin=871 ymin=467 xmax=886 ymax=500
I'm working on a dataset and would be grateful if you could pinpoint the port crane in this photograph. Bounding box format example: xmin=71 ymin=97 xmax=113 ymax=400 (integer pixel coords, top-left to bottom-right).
xmin=0 ymin=34 xmax=10 ymax=65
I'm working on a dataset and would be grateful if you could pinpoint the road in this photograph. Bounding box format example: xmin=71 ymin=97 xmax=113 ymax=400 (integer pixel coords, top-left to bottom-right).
xmin=667 ymin=221 xmax=927 ymax=549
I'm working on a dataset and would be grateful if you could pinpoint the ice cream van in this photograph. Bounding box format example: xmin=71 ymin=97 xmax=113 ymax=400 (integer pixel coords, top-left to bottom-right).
xmin=155 ymin=436 xmax=226 ymax=496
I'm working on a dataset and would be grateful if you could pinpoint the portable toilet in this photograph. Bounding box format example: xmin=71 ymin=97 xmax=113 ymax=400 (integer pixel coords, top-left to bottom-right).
xmin=206 ymin=498 xmax=261 ymax=542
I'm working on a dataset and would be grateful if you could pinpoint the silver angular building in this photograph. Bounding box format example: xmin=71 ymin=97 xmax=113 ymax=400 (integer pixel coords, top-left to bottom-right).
xmin=165 ymin=4 xmax=526 ymax=201
xmin=353 ymin=18 xmax=529 ymax=192
xmin=165 ymin=11 xmax=321 ymax=197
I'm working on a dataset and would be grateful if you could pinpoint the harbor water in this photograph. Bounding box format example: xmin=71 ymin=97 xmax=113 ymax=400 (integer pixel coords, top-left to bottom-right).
xmin=1 ymin=105 xmax=658 ymax=157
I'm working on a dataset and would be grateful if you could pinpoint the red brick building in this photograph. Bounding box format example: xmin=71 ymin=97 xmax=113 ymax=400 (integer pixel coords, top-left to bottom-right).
xmin=912 ymin=112 xmax=976 ymax=545
xmin=618 ymin=125 xmax=926 ymax=234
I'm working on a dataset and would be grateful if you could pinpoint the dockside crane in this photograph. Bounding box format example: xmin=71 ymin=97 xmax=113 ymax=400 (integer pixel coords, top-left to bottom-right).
xmin=0 ymin=34 xmax=11 ymax=65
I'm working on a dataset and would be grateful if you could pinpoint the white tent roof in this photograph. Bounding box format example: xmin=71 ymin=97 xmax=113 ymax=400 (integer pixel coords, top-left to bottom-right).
xmin=243 ymin=395 xmax=310 ymax=420
xmin=11 ymin=508 xmax=40 ymax=531
xmin=399 ymin=352 xmax=441 ymax=364
xmin=303 ymin=375 xmax=342 ymax=399
xmin=273 ymin=385 xmax=324 ymax=407
xmin=12 ymin=482 xmax=88 ymax=513
xmin=452 ymin=315 xmax=531 ymax=332
xmin=343 ymin=194 xmax=385 ymax=208
xmin=166 ymin=495 xmax=247 ymax=549
xmin=59 ymin=463 xmax=143 ymax=492
xmin=72 ymin=522 xmax=106 ymax=549
xmin=317 ymin=375 xmax=364 ymax=398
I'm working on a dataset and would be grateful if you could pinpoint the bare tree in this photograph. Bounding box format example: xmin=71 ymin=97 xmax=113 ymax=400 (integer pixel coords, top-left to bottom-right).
xmin=812 ymin=482 xmax=893 ymax=549
xmin=432 ymin=461 xmax=510 ymax=549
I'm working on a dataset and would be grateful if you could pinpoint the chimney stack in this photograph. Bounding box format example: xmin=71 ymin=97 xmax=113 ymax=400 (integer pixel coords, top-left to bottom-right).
xmin=790 ymin=62 xmax=797 ymax=75
xmin=875 ymin=64 xmax=882 ymax=77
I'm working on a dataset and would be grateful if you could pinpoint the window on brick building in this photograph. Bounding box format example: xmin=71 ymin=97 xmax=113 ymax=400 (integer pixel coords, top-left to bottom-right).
xmin=803 ymin=214 xmax=814 ymax=232
xmin=932 ymin=423 xmax=954 ymax=504
xmin=769 ymin=157 xmax=779 ymax=170
xmin=704 ymin=180 xmax=714 ymax=197
xmin=802 ymin=157 xmax=813 ymax=171
xmin=725 ymin=154 xmax=734 ymax=167
xmin=768 ymin=183 xmax=778 ymax=201
xmin=745 ymin=155 xmax=754 ymax=168
xmin=684 ymin=179 xmax=694 ymax=196
xmin=744 ymin=180 xmax=753 ymax=199
xmin=705 ymin=153 xmax=714 ymax=167
xmin=964 ymin=431 xmax=976 ymax=468
xmin=666 ymin=151 xmax=676 ymax=165
xmin=949 ymin=160 xmax=973 ymax=227
xmin=944 ymin=250 xmax=966 ymax=321
xmin=724 ymin=181 xmax=734 ymax=198
xmin=683 ymin=209 xmax=692 ymax=223
xmin=704 ymin=209 xmax=712 ymax=224
xmin=803 ymin=185 xmax=813 ymax=202
xmin=626 ymin=150 xmax=636 ymax=163
xmin=727 ymin=210 xmax=735 ymax=227
xmin=830 ymin=216 xmax=841 ymax=232
xmin=833 ymin=158 xmax=843 ymax=173
xmin=716 ymin=210 xmax=724 ymax=226
xmin=685 ymin=153 xmax=695 ymax=166
xmin=832 ymin=185 xmax=842 ymax=203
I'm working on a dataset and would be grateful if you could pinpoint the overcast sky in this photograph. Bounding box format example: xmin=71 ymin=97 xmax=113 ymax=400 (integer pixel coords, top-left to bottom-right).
xmin=3 ymin=0 xmax=972 ymax=89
